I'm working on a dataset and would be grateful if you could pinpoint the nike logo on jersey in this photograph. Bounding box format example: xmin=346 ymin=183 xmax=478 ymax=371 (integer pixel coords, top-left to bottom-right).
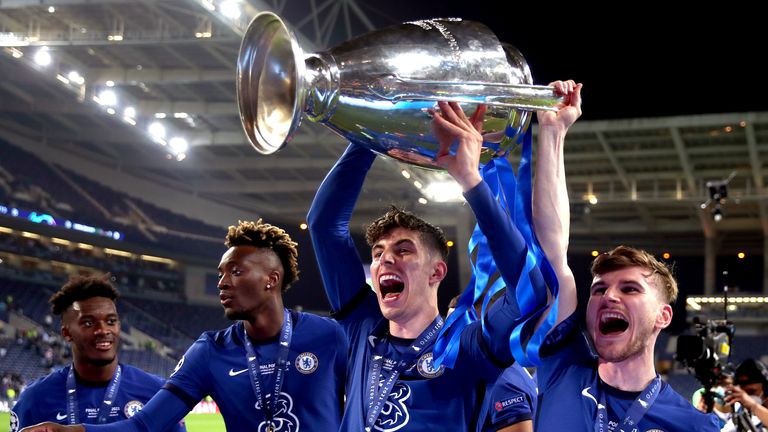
xmin=229 ymin=368 xmax=249 ymax=376
xmin=581 ymin=387 xmax=606 ymax=409
xmin=56 ymin=413 xmax=67 ymax=421
xmin=368 ymin=335 xmax=377 ymax=347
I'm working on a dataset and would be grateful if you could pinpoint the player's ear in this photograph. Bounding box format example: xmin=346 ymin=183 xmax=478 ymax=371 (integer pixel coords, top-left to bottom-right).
xmin=429 ymin=260 xmax=447 ymax=285
xmin=61 ymin=325 xmax=72 ymax=342
xmin=656 ymin=304 xmax=673 ymax=329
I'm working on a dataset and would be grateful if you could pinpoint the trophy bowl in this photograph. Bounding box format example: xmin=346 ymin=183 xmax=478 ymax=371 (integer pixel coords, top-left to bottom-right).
xmin=237 ymin=12 xmax=560 ymax=169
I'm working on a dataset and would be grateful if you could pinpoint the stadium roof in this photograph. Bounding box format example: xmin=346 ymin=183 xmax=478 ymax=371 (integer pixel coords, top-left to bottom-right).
xmin=0 ymin=0 xmax=766 ymax=255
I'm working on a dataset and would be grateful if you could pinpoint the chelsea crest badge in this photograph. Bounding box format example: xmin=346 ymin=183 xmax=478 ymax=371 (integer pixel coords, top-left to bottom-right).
xmin=416 ymin=352 xmax=445 ymax=378
xmin=124 ymin=400 xmax=145 ymax=418
xmin=295 ymin=352 xmax=319 ymax=374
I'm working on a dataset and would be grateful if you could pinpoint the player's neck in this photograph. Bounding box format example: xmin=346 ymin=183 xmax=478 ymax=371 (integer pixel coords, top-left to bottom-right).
xmin=244 ymin=299 xmax=285 ymax=340
xmin=74 ymin=357 xmax=118 ymax=383
xmin=598 ymin=352 xmax=657 ymax=392
xmin=388 ymin=306 xmax=439 ymax=339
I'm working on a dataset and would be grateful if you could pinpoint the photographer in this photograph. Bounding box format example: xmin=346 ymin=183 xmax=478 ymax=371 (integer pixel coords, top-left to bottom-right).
xmin=693 ymin=373 xmax=734 ymax=424
xmin=722 ymin=359 xmax=768 ymax=432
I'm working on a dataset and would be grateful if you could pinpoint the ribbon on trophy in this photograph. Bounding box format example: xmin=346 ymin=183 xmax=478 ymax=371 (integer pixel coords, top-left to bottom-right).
xmin=433 ymin=127 xmax=560 ymax=368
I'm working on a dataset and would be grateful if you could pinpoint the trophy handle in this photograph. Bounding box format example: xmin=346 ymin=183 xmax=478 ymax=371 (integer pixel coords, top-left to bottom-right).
xmin=367 ymin=74 xmax=562 ymax=111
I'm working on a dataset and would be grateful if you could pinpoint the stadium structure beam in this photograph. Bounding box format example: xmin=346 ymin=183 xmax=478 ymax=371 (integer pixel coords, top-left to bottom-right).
xmin=0 ymin=0 xmax=130 ymax=8
xmin=670 ymin=127 xmax=697 ymax=193
xmin=86 ymin=68 xmax=232 ymax=85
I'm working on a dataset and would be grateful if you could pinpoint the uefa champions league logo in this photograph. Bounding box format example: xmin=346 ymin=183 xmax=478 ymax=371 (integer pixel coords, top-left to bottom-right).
xmin=10 ymin=411 xmax=19 ymax=432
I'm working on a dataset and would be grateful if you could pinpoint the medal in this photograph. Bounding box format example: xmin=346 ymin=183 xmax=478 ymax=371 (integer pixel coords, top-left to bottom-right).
xmin=244 ymin=309 xmax=293 ymax=431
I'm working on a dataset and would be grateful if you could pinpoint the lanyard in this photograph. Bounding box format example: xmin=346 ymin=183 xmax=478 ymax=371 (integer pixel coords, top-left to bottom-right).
xmin=595 ymin=375 xmax=661 ymax=432
xmin=243 ymin=309 xmax=292 ymax=432
xmin=65 ymin=364 xmax=122 ymax=425
xmin=364 ymin=316 xmax=443 ymax=432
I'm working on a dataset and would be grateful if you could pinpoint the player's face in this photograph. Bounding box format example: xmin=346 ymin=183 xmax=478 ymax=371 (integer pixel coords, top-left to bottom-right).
xmin=586 ymin=266 xmax=672 ymax=363
xmin=370 ymin=227 xmax=444 ymax=324
xmin=62 ymin=297 xmax=120 ymax=367
xmin=218 ymin=245 xmax=276 ymax=321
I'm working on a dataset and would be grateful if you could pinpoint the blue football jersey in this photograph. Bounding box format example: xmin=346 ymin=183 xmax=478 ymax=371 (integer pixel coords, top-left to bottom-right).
xmin=165 ymin=310 xmax=346 ymax=432
xmin=337 ymin=293 xmax=502 ymax=432
xmin=535 ymin=314 xmax=720 ymax=431
xmin=478 ymin=362 xmax=537 ymax=431
xmin=10 ymin=364 xmax=184 ymax=432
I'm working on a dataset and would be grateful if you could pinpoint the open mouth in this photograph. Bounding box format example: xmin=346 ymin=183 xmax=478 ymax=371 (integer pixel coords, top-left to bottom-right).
xmin=598 ymin=312 xmax=629 ymax=335
xmin=95 ymin=340 xmax=114 ymax=350
xmin=379 ymin=274 xmax=404 ymax=300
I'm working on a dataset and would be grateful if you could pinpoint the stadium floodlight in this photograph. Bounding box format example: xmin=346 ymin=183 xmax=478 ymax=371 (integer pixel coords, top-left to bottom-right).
xmin=33 ymin=47 xmax=51 ymax=66
xmin=169 ymin=137 xmax=188 ymax=154
xmin=220 ymin=0 xmax=241 ymax=19
xmin=148 ymin=122 xmax=166 ymax=140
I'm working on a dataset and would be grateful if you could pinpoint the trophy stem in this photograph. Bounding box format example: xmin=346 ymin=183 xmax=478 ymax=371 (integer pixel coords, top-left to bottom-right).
xmin=303 ymin=53 xmax=340 ymax=123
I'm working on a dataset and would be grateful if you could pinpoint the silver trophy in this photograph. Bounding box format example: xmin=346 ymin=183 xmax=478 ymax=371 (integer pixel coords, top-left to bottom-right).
xmin=237 ymin=12 xmax=560 ymax=169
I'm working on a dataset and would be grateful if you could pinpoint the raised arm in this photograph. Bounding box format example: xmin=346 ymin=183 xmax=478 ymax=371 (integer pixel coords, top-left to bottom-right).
xmin=432 ymin=101 xmax=532 ymax=364
xmin=533 ymin=80 xmax=583 ymax=328
xmin=306 ymin=143 xmax=377 ymax=312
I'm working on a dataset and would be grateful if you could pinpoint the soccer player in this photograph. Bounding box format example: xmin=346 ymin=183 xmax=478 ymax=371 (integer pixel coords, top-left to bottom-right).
xmin=20 ymin=220 xmax=347 ymax=432
xmin=448 ymin=295 xmax=538 ymax=432
xmin=480 ymin=363 xmax=537 ymax=432
xmin=306 ymin=100 xmax=561 ymax=431
xmin=529 ymin=80 xmax=719 ymax=430
xmin=10 ymin=275 xmax=185 ymax=432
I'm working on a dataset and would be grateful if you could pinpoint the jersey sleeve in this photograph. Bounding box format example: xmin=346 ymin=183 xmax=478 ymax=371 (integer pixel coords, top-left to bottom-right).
xmin=140 ymin=371 xmax=187 ymax=432
xmin=484 ymin=369 xmax=535 ymax=429
xmin=536 ymin=313 xmax=594 ymax=392
xmin=307 ymin=143 xmax=376 ymax=313
xmin=10 ymin=385 xmax=36 ymax=431
xmin=163 ymin=336 xmax=212 ymax=404
xmin=85 ymin=389 xmax=190 ymax=432
xmin=463 ymin=180 xmax=549 ymax=366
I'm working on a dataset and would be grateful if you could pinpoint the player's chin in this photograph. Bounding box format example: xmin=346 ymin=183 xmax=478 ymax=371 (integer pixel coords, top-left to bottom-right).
xmin=224 ymin=307 xmax=245 ymax=321
xmin=89 ymin=354 xmax=117 ymax=367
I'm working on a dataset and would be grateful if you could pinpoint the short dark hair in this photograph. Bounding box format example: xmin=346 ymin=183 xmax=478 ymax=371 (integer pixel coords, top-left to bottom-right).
xmin=365 ymin=206 xmax=449 ymax=260
xmin=735 ymin=358 xmax=768 ymax=387
xmin=225 ymin=219 xmax=299 ymax=291
xmin=591 ymin=245 xmax=677 ymax=304
xmin=49 ymin=274 xmax=120 ymax=315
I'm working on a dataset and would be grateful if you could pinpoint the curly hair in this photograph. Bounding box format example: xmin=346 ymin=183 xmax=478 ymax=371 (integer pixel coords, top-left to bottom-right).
xmin=49 ymin=274 xmax=120 ymax=315
xmin=225 ymin=219 xmax=299 ymax=291
xmin=591 ymin=245 xmax=678 ymax=304
xmin=365 ymin=206 xmax=449 ymax=260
